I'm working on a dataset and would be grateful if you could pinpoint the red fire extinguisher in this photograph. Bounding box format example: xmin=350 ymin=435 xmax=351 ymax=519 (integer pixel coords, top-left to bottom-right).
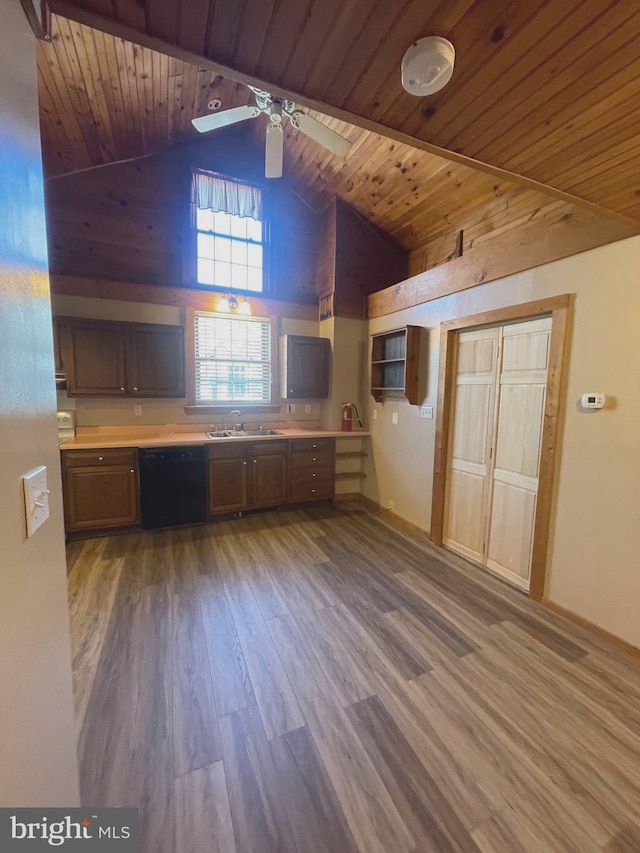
xmin=341 ymin=402 xmax=362 ymax=432
xmin=341 ymin=403 xmax=353 ymax=432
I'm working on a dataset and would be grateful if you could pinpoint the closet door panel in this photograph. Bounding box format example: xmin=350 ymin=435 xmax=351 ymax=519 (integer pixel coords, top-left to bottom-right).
xmin=486 ymin=480 xmax=537 ymax=588
xmin=444 ymin=328 xmax=499 ymax=562
xmin=486 ymin=317 xmax=552 ymax=589
xmin=444 ymin=468 xmax=487 ymax=561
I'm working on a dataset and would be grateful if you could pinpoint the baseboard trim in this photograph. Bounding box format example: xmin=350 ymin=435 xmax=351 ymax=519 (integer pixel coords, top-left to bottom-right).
xmin=541 ymin=598 xmax=640 ymax=662
xmin=347 ymin=495 xmax=432 ymax=542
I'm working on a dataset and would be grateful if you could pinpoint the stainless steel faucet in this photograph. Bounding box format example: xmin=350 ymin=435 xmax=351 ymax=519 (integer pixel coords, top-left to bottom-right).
xmin=226 ymin=409 xmax=242 ymax=431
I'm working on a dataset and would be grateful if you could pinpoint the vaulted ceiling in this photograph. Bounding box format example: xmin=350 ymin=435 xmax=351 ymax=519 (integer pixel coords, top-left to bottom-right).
xmin=46 ymin=0 xmax=640 ymax=227
xmin=39 ymin=14 xmax=616 ymax=268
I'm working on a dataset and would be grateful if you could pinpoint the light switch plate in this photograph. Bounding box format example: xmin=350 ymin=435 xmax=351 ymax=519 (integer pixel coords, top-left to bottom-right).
xmin=23 ymin=466 xmax=50 ymax=537
xmin=372 ymin=410 xmax=377 ymax=420
xmin=421 ymin=406 xmax=433 ymax=419
xmin=392 ymin=412 xmax=398 ymax=425
xmin=305 ymin=404 xmax=311 ymax=413
xmin=287 ymin=403 xmax=296 ymax=413
xmin=134 ymin=405 xmax=142 ymax=416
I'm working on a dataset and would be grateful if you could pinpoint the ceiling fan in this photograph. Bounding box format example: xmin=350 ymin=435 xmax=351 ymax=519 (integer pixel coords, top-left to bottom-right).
xmin=191 ymin=86 xmax=353 ymax=179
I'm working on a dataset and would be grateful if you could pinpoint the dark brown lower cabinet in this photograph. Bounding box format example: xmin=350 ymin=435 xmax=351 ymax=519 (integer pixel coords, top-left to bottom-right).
xmin=289 ymin=437 xmax=336 ymax=503
xmin=207 ymin=445 xmax=248 ymax=515
xmin=250 ymin=442 xmax=288 ymax=507
xmin=208 ymin=441 xmax=288 ymax=515
xmin=62 ymin=449 xmax=139 ymax=532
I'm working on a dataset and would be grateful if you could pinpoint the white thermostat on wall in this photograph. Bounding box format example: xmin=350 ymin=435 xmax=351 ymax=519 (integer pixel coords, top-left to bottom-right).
xmin=581 ymin=393 xmax=605 ymax=409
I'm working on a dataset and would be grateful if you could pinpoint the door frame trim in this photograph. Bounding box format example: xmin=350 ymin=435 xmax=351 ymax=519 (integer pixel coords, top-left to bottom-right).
xmin=430 ymin=294 xmax=573 ymax=600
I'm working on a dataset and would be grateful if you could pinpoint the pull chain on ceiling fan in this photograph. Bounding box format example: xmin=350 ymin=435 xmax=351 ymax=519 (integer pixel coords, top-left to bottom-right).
xmin=192 ymin=85 xmax=352 ymax=178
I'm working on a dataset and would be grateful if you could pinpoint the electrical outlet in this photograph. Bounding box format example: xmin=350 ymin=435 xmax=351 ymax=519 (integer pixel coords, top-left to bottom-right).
xmin=287 ymin=403 xmax=296 ymax=414
xmin=387 ymin=500 xmax=394 ymax=511
xmin=372 ymin=409 xmax=377 ymax=420
xmin=305 ymin=404 xmax=311 ymax=413
xmin=134 ymin=405 xmax=142 ymax=416
xmin=421 ymin=406 xmax=433 ymax=419
xmin=392 ymin=411 xmax=398 ymax=425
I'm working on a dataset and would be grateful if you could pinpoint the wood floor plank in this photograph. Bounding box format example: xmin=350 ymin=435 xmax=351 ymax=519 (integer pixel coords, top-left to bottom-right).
xmin=606 ymin=824 xmax=640 ymax=852
xmin=269 ymin=725 xmax=359 ymax=853
xmin=198 ymin=578 xmax=255 ymax=717
xmin=174 ymin=760 xmax=237 ymax=853
xmin=219 ymin=704 xmax=296 ymax=853
xmin=267 ymin=613 xmax=415 ymax=853
xmin=347 ymin=695 xmax=483 ymax=853
xmin=69 ymin=507 xmax=640 ymax=853
xmin=171 ymin=590 xmax=221 ymax=776
xmin=287 ymin=604 xmax=376 ymax=707
xmin=67 ymin=548 xmax=122 ymax=737
xmin=223 ymin=577 xmax=304 ymax=739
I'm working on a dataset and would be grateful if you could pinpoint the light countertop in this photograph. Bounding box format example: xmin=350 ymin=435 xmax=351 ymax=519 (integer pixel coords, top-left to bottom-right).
xmin=60 ymin=425 xmax=369 ymax=450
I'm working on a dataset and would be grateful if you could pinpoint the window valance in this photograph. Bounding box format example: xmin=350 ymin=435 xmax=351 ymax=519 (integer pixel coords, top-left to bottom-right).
xmin=190 ymin=170 xmax=263 ymax=222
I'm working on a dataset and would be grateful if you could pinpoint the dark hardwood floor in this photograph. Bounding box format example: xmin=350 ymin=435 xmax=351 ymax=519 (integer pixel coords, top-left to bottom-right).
xmin=66 ymin=503 xmax=640 ymax=853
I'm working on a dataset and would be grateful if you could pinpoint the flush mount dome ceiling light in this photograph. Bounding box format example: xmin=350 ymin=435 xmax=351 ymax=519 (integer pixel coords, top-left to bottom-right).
xmin=401 ymin=36 xmax=455 ymax=96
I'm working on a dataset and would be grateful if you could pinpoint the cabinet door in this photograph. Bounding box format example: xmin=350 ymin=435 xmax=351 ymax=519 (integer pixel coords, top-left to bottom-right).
xmin=53 ymin=319 xmax=63 ymax=373
xmin=281 ymin=335 xmax=330 ymax=399
xmin=64 ymin=465 xmax=139 ymax=531
xmin=250 ymin=451 xmax=287 ymax=507
xmin=129 ymin=324 xmax=185 ymax=397
xmin=64 ymin=321 xmax=127 ymax=396
xmin=208 ymin=456 xmax=248 ymax=514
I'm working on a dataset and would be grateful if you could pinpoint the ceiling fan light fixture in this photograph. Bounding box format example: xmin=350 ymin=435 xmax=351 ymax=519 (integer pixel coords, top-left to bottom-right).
xmin=401 ymin=37 xmax=455 ymax=96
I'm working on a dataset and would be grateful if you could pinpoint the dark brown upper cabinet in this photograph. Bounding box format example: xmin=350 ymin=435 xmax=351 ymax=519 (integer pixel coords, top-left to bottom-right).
xmin=60 ymin=318 xmax=185 ymax=398
xmin=280 ymin=334 xmax=330 ymax=399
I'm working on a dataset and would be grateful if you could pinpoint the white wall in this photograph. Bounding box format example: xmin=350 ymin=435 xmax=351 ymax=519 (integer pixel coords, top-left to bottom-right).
xmin=365 ymin=236 xmax=640 ymax=649
xmin=0 ymin=1 xmax=79 ymax=805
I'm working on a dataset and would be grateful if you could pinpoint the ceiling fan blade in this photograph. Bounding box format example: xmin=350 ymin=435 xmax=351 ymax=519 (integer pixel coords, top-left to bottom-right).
xmin=265 ymin=122 xmax=283 ymax=179
xmin=191 ymin=105 xmax=261 ymax=133
xmin=290 ymin=112 xmax=352 ymax=157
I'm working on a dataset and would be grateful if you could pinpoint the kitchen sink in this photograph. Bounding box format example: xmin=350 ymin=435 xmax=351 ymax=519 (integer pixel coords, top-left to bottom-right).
xmin=205 ymin=429 xmax=282 ymax=439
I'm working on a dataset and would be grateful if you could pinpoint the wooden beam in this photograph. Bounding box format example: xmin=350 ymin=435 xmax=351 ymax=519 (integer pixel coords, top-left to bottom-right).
xmin=50 ymin=274 xmax=319 ymax=321
xmin=368 ymin=215 xmax=638 ymax=318
xmin=48 ymin=0 xmax=640 ymax=229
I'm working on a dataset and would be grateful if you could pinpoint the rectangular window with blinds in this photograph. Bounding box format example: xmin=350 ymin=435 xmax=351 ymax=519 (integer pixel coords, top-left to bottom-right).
xmin=194 ymin=312 xmax=272 ymax=404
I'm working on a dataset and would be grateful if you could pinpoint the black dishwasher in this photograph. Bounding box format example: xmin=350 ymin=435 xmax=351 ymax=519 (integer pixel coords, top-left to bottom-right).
xmin=139 ymin=446 xmax=207 ymax=529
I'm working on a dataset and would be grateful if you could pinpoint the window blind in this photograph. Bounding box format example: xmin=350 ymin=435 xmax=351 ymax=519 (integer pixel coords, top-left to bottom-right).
xmin=194 ymin=312 xmax=271 ymax=404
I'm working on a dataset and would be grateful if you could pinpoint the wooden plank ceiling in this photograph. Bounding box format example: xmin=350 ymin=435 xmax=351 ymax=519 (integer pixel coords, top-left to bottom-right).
xmin=39 ymin=14 xmax=602 ymax=266
xmin=48 ymin=0 xmax=640 ymax=226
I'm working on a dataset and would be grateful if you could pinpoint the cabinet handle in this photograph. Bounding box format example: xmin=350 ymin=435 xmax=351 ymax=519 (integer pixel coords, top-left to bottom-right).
xmin=254 ymin=459 xmax=257 ymax=463
xmin=243 ymin=461 xmax=247 ymax=466
xmin=289 ymin=389 xmax=294 ymax=393
xmin=311 ymin=489 xmax=316 ymax=494
xmin=133 ymin=386 xmax=138 ymax=391
xmin=98 ymin=456 xmax=104 ymax=461
xmin=312 ymin=457 xmax=317 ymax=461
xmin=120 ymin=386 xmax=125 ymax=391
xmin=312 ymin=473 xmax=316 ymax=477
xmin=130 ymin=469 xmax=135 ymax=474
xmin=312 ymin=444 xmax=317 ymax=448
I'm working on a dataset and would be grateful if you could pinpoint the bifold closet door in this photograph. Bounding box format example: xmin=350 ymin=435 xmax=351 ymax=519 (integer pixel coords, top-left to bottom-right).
xmin=443 ymin=317 xmax=551 ymax=591
xmin=443 ymin=327 xmax=500 ymax=563
xmin=485 ymin=317 xmax=552 ymax=589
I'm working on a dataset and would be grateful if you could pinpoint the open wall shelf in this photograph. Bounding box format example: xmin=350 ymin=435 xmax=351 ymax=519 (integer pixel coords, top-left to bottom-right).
xmin=370 ymin=325 xmax=423 ymax=405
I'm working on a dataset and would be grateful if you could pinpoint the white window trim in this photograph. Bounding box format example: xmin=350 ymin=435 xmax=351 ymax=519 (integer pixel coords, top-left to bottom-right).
xmin=185 ymin=308 xmax=279 ymax=412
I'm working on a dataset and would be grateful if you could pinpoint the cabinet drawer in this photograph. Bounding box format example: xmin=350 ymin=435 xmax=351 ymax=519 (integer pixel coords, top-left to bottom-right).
xmin=291 ymin=449 xmax=334 ymax=469
xmin=250 ymin=440 xmax=288 ymax=457
xmin=290 ymin=465 xmax=334 ymax=486
xmin=290 ymin=437 xmax=335 ymax=454
xmin=208 ymin=442 xmax=247 ymax=460
xmin=289 ymin=481 xmax=334 ymax=502
xmin=63 ymin=448 xmax=137 ymax=468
